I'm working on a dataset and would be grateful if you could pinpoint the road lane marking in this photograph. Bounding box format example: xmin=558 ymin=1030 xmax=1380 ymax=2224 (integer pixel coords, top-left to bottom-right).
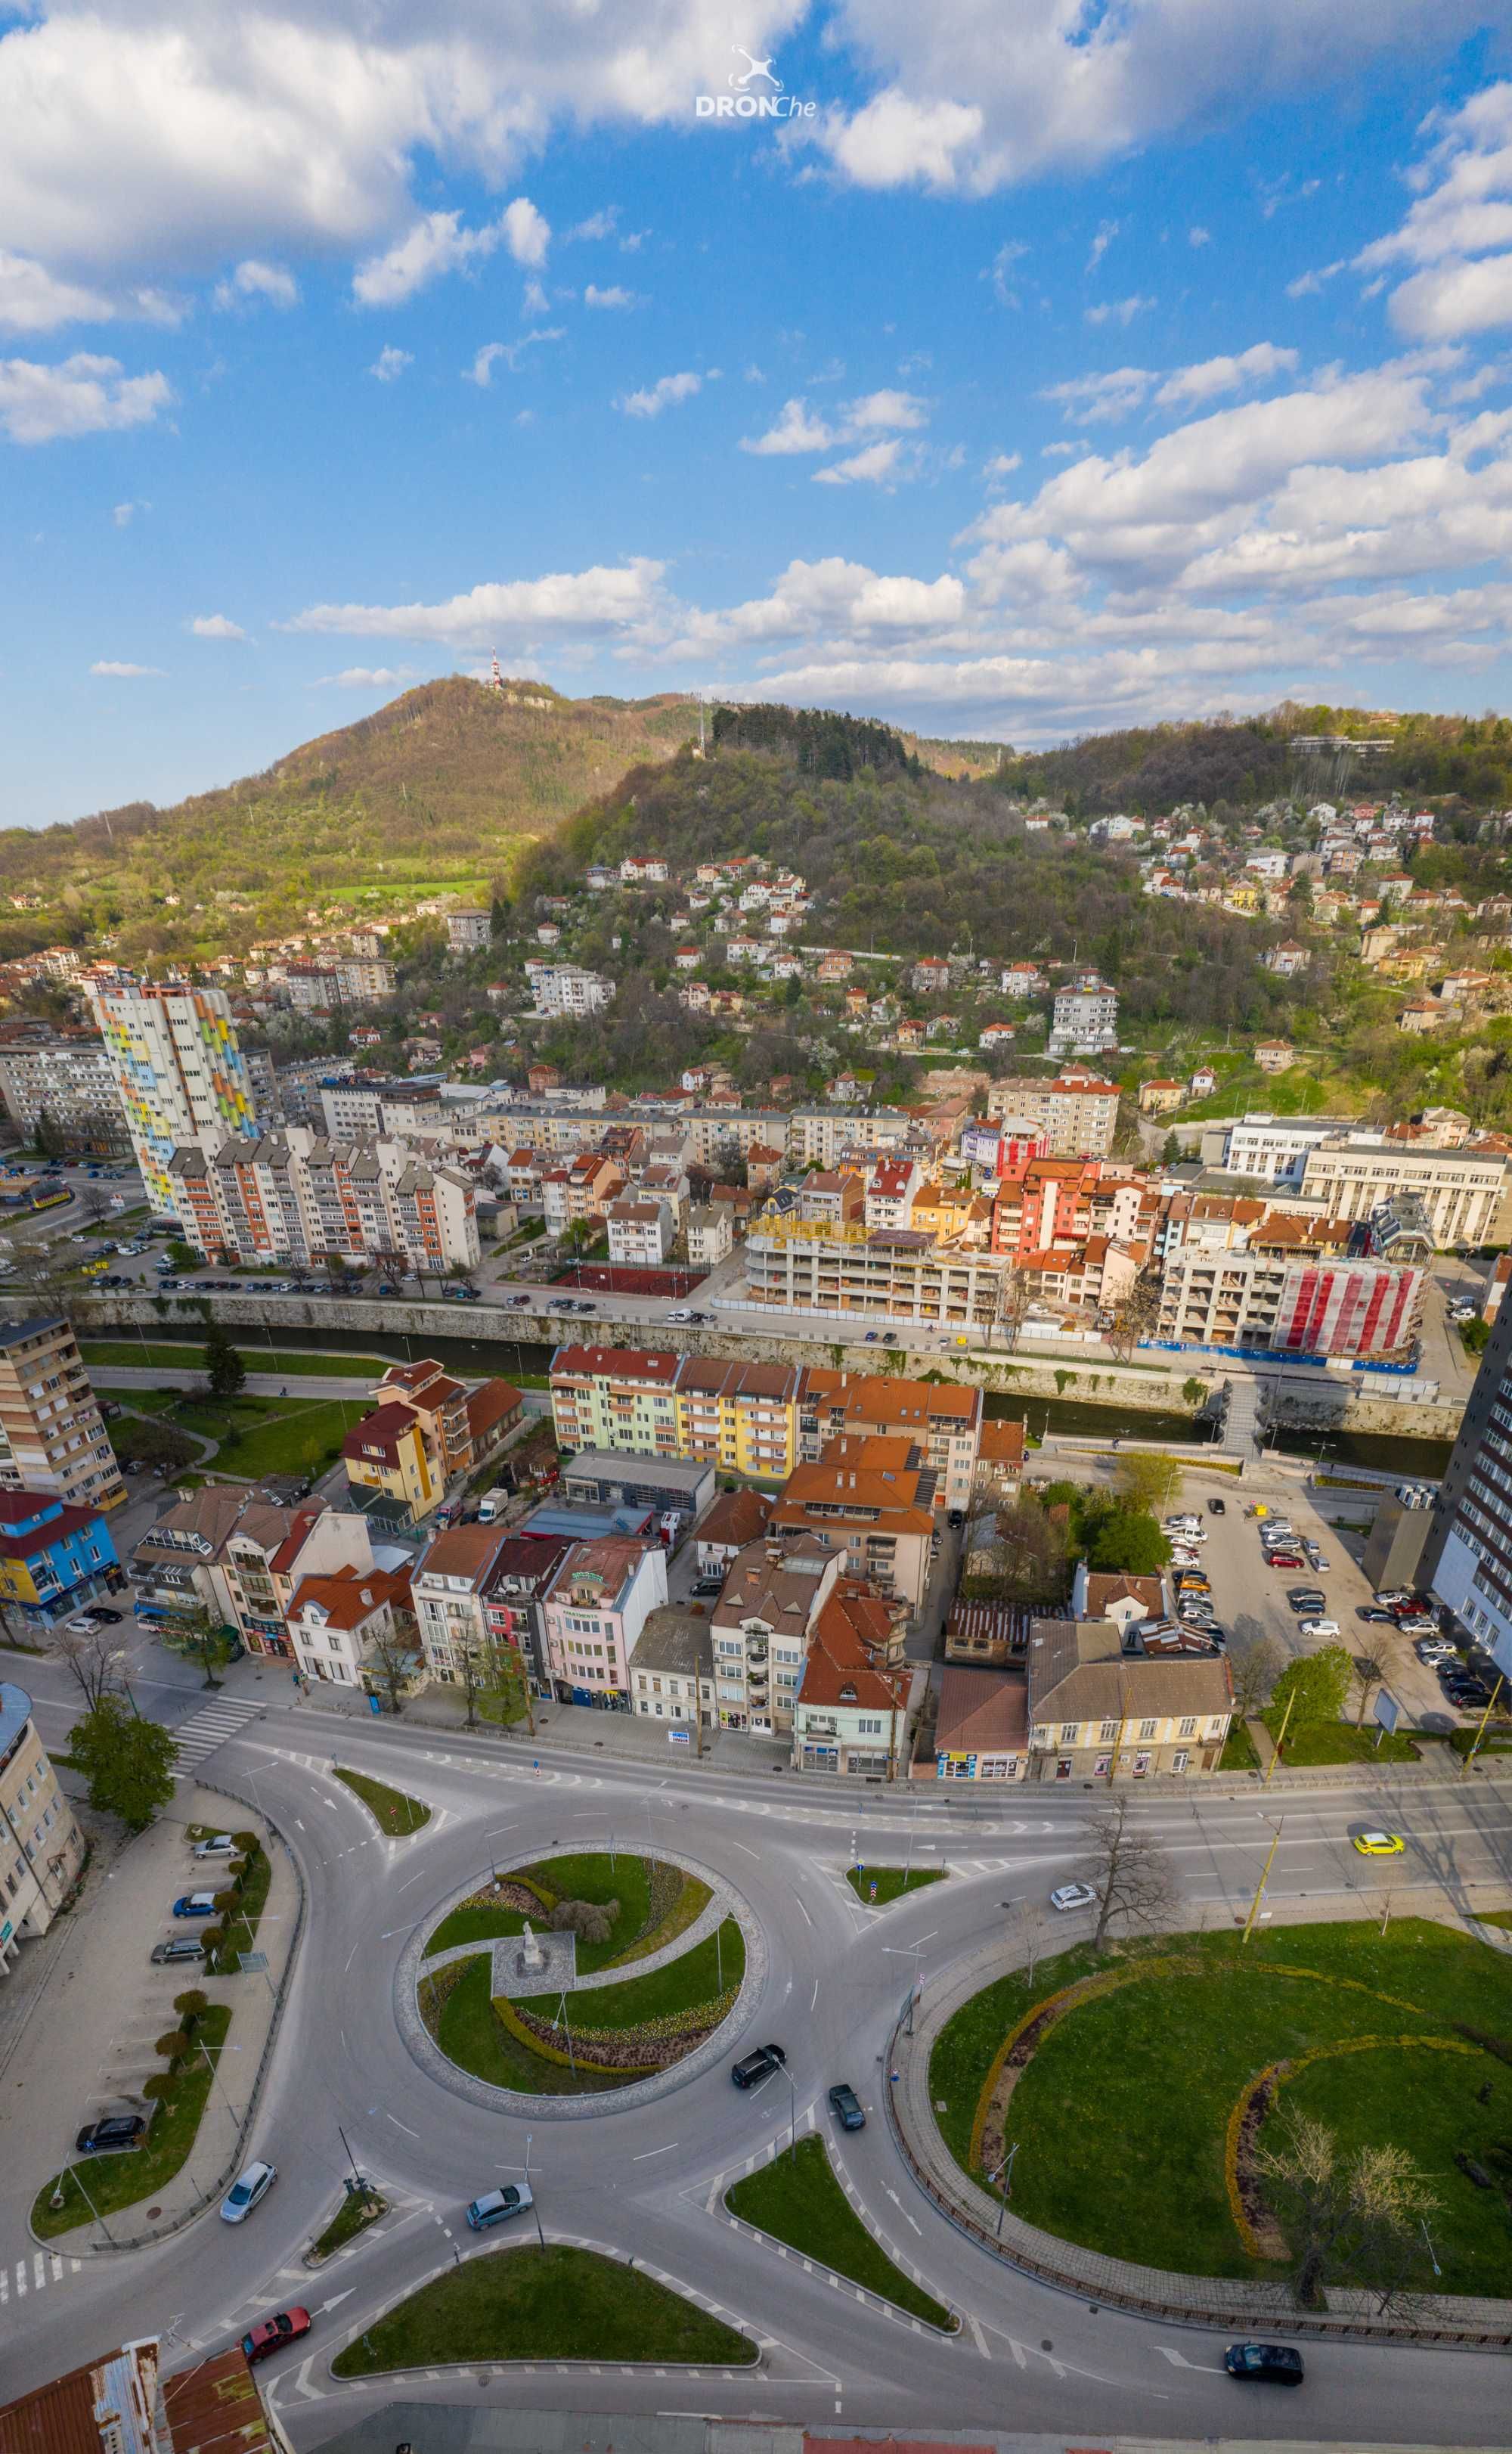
xmin=968 ymin=2312 xmax=990 ymax=2359
xmin=634 ymin=2142 xmax=677 ymax=2158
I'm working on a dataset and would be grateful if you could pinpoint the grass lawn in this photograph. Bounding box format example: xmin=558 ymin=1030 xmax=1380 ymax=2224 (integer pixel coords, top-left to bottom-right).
xmin=847 ymin=1866 xmax=947 ymax=1906
xmin=517 ymin=1918 xmax=743 ymax=2034
xmin=1265 ymin=1716 xmax=1421 ymax=1766
xmin=426 ymin=1903 xmax=530 ymax=1957
xmin=1476 ymin=1908 xmax=1512 ymax=1929
xmin=330 ymin=2242 xmax=755 ymax=2375
xmin=435 ymin=1958 xmax=626 ymax=2096
xmin=518 ymin=1851 xmax=653 ymax=1974
xmin=1220 ymin=1720 xmax=1261 ymax=1773
xmin=313 ymin=2187 xmax=387 ymax=2259
xmin=333 ymin=1766 xmax=430 ymax=1835
xmin=82 ymin=1339 xmax=386 ymax=1377
xmin=172 ymin=1394 xmax=372 ymax=1478
xmin=930 ymin=1920 xmax=1512 ymax=2297
xmin=207 ymin=1845 xmax=271 ymax=1973
xmin=33 ymin=2004 xmax=231 ymax=2239
xmin=727 ymin=2136 xmax=953 ymax=2328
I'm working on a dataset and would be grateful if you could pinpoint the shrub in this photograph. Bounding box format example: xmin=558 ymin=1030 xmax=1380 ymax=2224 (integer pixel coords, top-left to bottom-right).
xmin=199 ymin=1924 xmax=225 ymax=1959
xmin=232 ymin=1832 xmax=259 ymax=1858
xmin=155 ymin=2030 xmax=189 ymax=2064
xmin=173 ymin=1989 xmax=209 ymax=2030
xmin=141 ymin=2073 xmax=176 ymax=2103
xmin=212 ymin=1888 xmax=237 ymax=1916
xmin=550 ymin=1896 xmax=618 ymax=1944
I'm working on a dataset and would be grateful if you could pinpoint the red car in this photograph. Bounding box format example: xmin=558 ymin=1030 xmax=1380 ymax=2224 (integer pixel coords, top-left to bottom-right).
xmin=240 ymin=2308 xmax=311 ymax=2365
xmin=1267 ymin=1552 xmax=1303 ymax=1569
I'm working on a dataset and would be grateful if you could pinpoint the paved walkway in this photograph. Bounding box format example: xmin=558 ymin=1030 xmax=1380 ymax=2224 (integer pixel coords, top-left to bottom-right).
xmin=888 ymin=1916 xmax=1512 ymax=2344
xmin=8 ymin=1782 xmax=302 ymax=2257
xmin=420 ymin=1869 xmax=742 ymax=1996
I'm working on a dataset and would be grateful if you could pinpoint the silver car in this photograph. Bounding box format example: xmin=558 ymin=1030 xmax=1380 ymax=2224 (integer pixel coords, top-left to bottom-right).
xmin=221 ymin=2158 xmax=277 ymax=2223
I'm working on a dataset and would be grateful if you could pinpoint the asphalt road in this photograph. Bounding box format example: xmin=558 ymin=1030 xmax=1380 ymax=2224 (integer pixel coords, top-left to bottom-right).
xmin=2 ymin=1685 xmax=1510 ymax=2445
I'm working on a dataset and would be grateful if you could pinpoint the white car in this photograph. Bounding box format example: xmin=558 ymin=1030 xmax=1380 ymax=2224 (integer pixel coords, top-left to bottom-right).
xmin=1049 ymin=1882 xmax=1097 ymax=1913
xmin=220 ymin=2158 xmax=277 ymax=2223
xmin=1298 ymin=1618 xmax=1340 ymax=1640
xmin=191 ymin=1833 xmax=237 ymax=1860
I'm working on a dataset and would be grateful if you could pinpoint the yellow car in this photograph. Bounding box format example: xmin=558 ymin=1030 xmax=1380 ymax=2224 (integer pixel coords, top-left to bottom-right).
xmin=1352 ymin=1829 xmax=1405 ymax=1857
xmin=81 ymin=1258 xmax=107 ymax=1276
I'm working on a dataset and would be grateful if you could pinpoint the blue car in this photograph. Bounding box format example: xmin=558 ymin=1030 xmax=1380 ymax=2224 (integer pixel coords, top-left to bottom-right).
xmin=172 ymin=1891 xmax=218 ymax=1918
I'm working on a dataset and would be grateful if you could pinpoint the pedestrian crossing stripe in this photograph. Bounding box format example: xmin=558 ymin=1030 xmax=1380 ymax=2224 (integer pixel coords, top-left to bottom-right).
xmin=169 ymin=1698 xmax=263 ymax=1776
xmin=0 ymin=2254 xmax=82 ymax=2301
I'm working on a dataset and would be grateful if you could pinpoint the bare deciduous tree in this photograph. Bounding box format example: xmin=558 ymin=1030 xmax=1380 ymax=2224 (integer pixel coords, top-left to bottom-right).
xmin=1230 ymin=1632 xmax=1286 ymax=1720
xmin=1253 ymin=2106 xmax=1438 ymax=2309
xmin=364 ymin=1624 xmax=417 ymax=1716
xmin=48 ymin=1615 xmax=131 ymax=1714
xmin=1087 ymin=1798 xmax=1179 ymax=1953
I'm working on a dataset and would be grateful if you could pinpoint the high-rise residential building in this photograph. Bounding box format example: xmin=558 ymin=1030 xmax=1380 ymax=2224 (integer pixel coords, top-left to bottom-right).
xmin=0 ymin=1680 xmax=86 ymax=1970
xmin=0 ymin=1318 xmax=124 ymax=1511
xmin=1423 ymin=1301 xmax=1512 ymax=1679
xmin=0 ymin=1025 xmax=130 ymax=1155
xmin=88 ymin=976 xmax=258 ymax=1212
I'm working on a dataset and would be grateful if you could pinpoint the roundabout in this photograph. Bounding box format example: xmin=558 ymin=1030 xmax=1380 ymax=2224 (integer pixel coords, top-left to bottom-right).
xmin=397 ymin=1841 xmax=762 ymax=2112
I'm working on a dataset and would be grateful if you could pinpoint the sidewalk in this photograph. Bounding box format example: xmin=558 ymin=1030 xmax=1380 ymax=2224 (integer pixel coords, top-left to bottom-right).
xmin=295 ymin=1675 xmax=793 ymax=1774
xmin=8 ymin=1782 xmax=302 ymax=2257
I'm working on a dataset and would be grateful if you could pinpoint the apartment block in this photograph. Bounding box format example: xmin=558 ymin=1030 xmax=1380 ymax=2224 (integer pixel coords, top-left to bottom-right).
xmin=676 ymin=1357 xmax=803 ymax=1479
xmin=318 ymin=1079 xmax=445 ymax=1138
xmin=0 ymin=1318 xmax=124 ymax=1512
xmin=1424 ymin=1298 xmax=1512 ymax=1679
xmin=987 ymin=1070 xmax=1119 ymax=1158
xmin=770 ymin=1432 xmax=937 ymax=1613
xmin=541 ymin=1536 xmax=668 ymax=1705
xmin=799 ymin=1369 xmax=981 ymax=1511
xmin=0 ymin=1490 xmax=119 ymax=1628
xmin=710 ymin=1533 xmax=838 ymax=1732
xmin=528 ymin=963 xmax=615 ymax=1017
xmin=0 ymin=1026 xmax=129 ymax=1154
xmin=88 ymin=976 xmax=259 ymax=1212
xmin=1297 ymin=1134 xmax=1510 ymax=1247
xmin=1154 ymin=1243 xmax=1424 ymax=1358
xmin=169 ymin=1125 xmax=480 ymax=1274
xmin=742 ymin=1217 xmax=1009 ymax=1328
xmin=550 ymin=1344 xmax=683 ymax=1457
xmin=786 ymin=1108 xmax=913 ymax=1168
xmin=0 ymin=1681 xmax=85 ymax=1967
xmin=1049 ymin=974 xmax=1119 ymax=1056
xmin=342 ymin=1400 xmax=443 ymax=1525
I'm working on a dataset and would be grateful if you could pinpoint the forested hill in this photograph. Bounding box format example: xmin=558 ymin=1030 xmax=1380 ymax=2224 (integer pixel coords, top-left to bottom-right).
xmin=520 ymin=740 xmax=1313 ymax=1038
xmin=0 ymin=678 xmax=698 ymax=964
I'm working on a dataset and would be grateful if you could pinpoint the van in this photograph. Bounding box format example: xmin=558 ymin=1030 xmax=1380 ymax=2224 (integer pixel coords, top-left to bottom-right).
xmin=476 ymin=1493 xmax=503 ymax=1523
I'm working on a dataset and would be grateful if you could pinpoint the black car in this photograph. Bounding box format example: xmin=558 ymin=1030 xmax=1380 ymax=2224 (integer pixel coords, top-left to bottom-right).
xmin=732 ymin=2043 xmax=786 ymax=2089
xmin=947 ymin=1509 xmax=965 ymax=1528
xmin=1287 ymin=1590 xmax=1326 ymax=1613
xmin=828 ymin=2082 xmax=865 ymax=2130
xmin=1359 ymin=1606 xmax=1396 ymax=1624
xmin=76 ymin=2113 xmax=146 ymax=2155
xmin=1224 ymin=2341 xmax=1303 ymax=2387
xmin=84 ymin=1604 xmax=124 ymax=1624
xmin=1207 ymin=1496 xmax=1225 ymax=1515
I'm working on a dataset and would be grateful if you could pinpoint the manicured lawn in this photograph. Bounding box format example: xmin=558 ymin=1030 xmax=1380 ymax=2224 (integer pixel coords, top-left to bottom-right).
xmin=1476 ymin=1908 xmax=1512 ymax=1929
xmin=1220 ymin=1720 xmax=1261 ymax=1773
xmin=330 ymin=2242 xmax=755 ymax=2375
xmin=206 ymin=1844 xmax=271 ymax=1973
xmin=333 ymin=1766 xmax=430 ymax=1835
xmin=727 ymin=2136 xmax=953 ymax=2328
xmin=929 ymin=1920 xmax=1512 ymax=2297
xmin=847 ymin=1866 xmax=947 ymax=1906
xmin=435 ymin=1958 xmax=627 ymax=2095
xmin=313 ymin=2187 xmax=386 ymax=2259
xmin=426 ymin=1903 xmax=530 ymax=1957
xmin=173 ymin=1394 xmax=372 ymax=1478
xmin=517 ymin=1918 xmax=743 ymax=2034
xmin=612 ymin=1872 xmax=711 ymax=1964
xmin=33 ymin=2004 xmax=232 ymax=2238
xmin=517 ymin=1851 xmax=653 ymax=1974
xmin=83 ymin=1339 xmax=386 ymax=1377
xmin=1264 ymin=1716 xmax=1420 ymax=1766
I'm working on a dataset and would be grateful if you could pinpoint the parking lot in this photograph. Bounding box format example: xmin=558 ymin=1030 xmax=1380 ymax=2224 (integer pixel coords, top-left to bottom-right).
xmin=1167 ymin=1477 xmax=1481 ymax=1733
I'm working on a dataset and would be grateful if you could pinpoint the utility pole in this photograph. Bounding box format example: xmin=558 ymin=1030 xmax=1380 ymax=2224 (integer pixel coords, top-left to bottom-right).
xmin=1241 ymin=1819 xmax=1283 ymax=1947
xmin=1263 ymin=1686 xmax=1295 ymax=1782
xmin=1462 ymin=1674 xmax=1505 ymax=1776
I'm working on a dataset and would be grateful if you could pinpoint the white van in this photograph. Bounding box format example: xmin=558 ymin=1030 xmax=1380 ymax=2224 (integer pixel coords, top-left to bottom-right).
xmin=476 ymin=1493 xmax=503 ymax=1523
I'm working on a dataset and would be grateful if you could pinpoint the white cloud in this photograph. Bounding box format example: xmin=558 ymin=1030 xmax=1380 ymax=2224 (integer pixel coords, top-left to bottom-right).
xmin=0 ymin=252 xmax=116 ymax=334
xmin=191 ymin=613 xmax=246 ymax=640
xmin=369 ymin=345 xmax=413 ymax=381
xmin=212 ymin=257 xmax=298 ymax=311
xmin=567 ymin=208 xmax=618 ymax=242
xmin=465 ymin=330 xmax=563 ymax=384
xmin=352 ymin=198 xmax=550 ymax=307
xmin=1087 ymin=219 xmax=1119 ymax=274
xmin=521 ymin=275 xmax=550 ymax=317
xmin=584 ymin=284 xmax=637 ymax=309
xmin=466 ymin=343 xmax=507 ymax=389
xmin=813 ymin=438 xmax=902 ymax=486
xmin=1085 ymin=293 xmax=1156 ymax=327
xmin=312 ymin=665 xmax=418 ymax=687
xmin=618 ymin=370 xmax=702 ymax=417
xmin=90 ymin=659 xmax=164 ymax=678
xmin=1389 ymin=254 xmax=1512 ymax=343
xmin=742 ymin=387 xmax=927 ymax=455
xmin=111 ymin=498 xmax=146 ymax=526
xmin=1155 ymin=341 xmax=1299 ymax=406
xmin=1286 ymin=259 xmax=1346 ymax=299
xmin=0 ymin=351 xmax=170 ymax=444
xmin=984 ymin=451 xmax=1021 ymax=476
xmin=742 ymin=395 xmax=834 ymax=454
xmin=1353 ymin=84 xmax=1512 ymax=342
xmin=1189 ymin=226 xmax=1211 ymax=247
xmin=987 ymin=238 xmax=1030 ymax=306
xmin=844 ymin=387 xmax=928 ymax=431
xmin=1044 ymin=343 xmax=1297 ymax=427
xmin=284 ymin=559 xmax=666 ymax=643
xmin=1043 ymin=365 xmax=1155 ymax=426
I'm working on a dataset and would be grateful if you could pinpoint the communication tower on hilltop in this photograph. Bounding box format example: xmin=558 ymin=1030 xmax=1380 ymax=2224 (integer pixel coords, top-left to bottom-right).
xmin=488 ymin=650 xmax=504 ymax=692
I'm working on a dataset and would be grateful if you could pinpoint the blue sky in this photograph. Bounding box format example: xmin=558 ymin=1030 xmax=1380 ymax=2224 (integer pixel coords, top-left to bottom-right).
xmin=3 ymin=3 xmax=1512 ymax=823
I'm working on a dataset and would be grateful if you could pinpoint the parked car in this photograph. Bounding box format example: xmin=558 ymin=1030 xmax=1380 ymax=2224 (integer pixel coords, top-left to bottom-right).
xmin=1287 ymin=1589 xmax=1326 ymax=1612
xmin=466 ymin=2183 xmax=534 ymax=2230
xmin=691 ymin=1575 xmax=724 ymax=1599
xmin=220 ymin=2159 xmax=277 ymax=2223
xmin=1225 ymin=2342 xmax=1303 ymax=2387
xmin=150 ymin=1936 xmax=205 ymax=1965
xmin=1414 ymin=1637 xmax=1455 ymax=1664
xmin=191 ymin=1833 xmax=237 ymax=1860
xmin=1049 ymin=1881 xmax=1097 ymax=1913
xmin=1298 ymin=1618 xmax=1340 ymax=1639
xmin=1207 ymin=1496 xmax=1225 ymax=1514
xmin=75 ymin=2113 xmax=145 ymax=2155
xmin=1358 ymin=1606 xmax=1396 ymax=1624
xmin=1267 ymin=1553 xmax=1304 ymax=1570
xmin=172 ymin=1891 xmax=219 ymax=1918
xmin=732 ymin=2043 xmax=787 ymax=2088
xmin=241 ymin=2308 xmax=312 ymax=2365
xmin=668 ymin=1308 xmax=693 ymax=1322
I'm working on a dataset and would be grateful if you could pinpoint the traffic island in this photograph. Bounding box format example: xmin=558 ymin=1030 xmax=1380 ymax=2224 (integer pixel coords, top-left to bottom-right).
xmin=727 ymin=2136 xmax=955 ymax=2329
xmin=330 ymin=2243 xmax=757 ymax=2375
xmin=333 ymin=1765 xmax=430 ymax=1835
xmin=922 ymin=1917 xmax=1512 ymax=2315
xmin=847 ymin=1865 xmax=947 ymax=1906
xmin=307 ymin=2186 xmax=388 ymax=2265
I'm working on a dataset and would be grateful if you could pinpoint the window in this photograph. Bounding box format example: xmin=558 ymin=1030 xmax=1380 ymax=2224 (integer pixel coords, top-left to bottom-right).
xmin=1059 ymin=1723 xmax=1080 ymax=1746
xmin=1098 ymin=1718 xmax=1119 ymax=1742
xmin=1137 ymin=1718 xmax=1157 ymax=1741
xmin=1178 ymin=1716 xmax=1198 ymax=1738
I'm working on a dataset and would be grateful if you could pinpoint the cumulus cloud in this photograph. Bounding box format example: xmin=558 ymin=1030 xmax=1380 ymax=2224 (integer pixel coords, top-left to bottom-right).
xmin=584 ymin=283 xmax=637 ymax=309
xmin=111 ymin=498 xmax=147 ymax=526
xmin=191 ymin=613 xmax=246 ymax=639
xmin=0 ymin=252 xmax=116 ymax=333
xmin=812 ymin=437 xmax=903 ymax=485
xmin=212 ymin=258 xmax=298 ymax=311
xmin=1086 ymin=219 xmax=1119 ymax=273
xmin=1085 ymin=293 xmax=1156 ymax=327
xmin=1189 ymin=226 xmax=1211 ymax=247
xmin=1044 ymin=342 xmax=1299 ymax=424
xmin=987 ymin=238 xmax=1030 ymax=306
xmin=352 ymin=199 xmax=550 ymax=307
xmin=283 ymin=559 xmax=667 ymax=643
xmin=312 ymin=665 xmax=419 ymax=687
xmin=90 ymin=659 xmax=164 ymax=677
xmin=369 ymin=345 xmax=413 ymax=381
xmin=742 ymin=388 xmax=928 ymax=455
xmin=0 ymin=351 xmax=170 ymax=444
xmin=618 ymin=370 xmax=702 ymax=417
xmin=1358 ymin=84 xmax=1512 ymax=341
xmin=465 ymin=330 xmax=563 ymax=384
xmin=1156 ymin=341 xmax=1299 ymax=405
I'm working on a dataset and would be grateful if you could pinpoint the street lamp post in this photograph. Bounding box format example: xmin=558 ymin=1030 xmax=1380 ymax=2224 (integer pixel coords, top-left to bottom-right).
xmin=524 ymin=2129 xmax=547 ymax=2248
xmin=989 ymin=2139 xmax=1019 ymax=2235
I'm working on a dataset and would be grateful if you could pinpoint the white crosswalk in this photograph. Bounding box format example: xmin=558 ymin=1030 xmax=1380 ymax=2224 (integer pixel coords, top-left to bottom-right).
xmin=169 ymin=1696 xmax=263 ymax=1775
xmin=0 ymin=2251 xmax=83 ymax=2303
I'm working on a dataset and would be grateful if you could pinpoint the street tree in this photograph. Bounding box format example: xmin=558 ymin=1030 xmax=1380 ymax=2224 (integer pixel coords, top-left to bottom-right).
xmin=48 ymin=1615 xmax=131 ymax=1714
xmin=1270 ymin=1642 xmax=1352 ymax=1733
xmin=1114 ymin=1451 xmax=1182 ymax=1516
xmin=202 ymin=1322 xmax=246 ymax=1404
xmin=364 ymin=1624 xmax=417 ymax=1716
xmin=78 ymin=1183 xmax=111 ymax=1227
xmin=1354 ymin=1652 xmax=1389 ymax=1728
xmin=1086 ymin=1797 xmax=1178 ymax=1952
xmin=176 ymin=1602 xmax=234 ymax=1690
xmin=69 ymin=1696 xmax=177 ymax=1829
xmin=1083 ymin=1507 xmax=1170 ymax=1576
xmin=1229 ymin=1633 xmax=1286 ymax=1720
xmin=1253 ymin=2107 xmax=1437 ymax=2309
xmin=1105 ymin=1275 xmax=1161 ymax=1365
